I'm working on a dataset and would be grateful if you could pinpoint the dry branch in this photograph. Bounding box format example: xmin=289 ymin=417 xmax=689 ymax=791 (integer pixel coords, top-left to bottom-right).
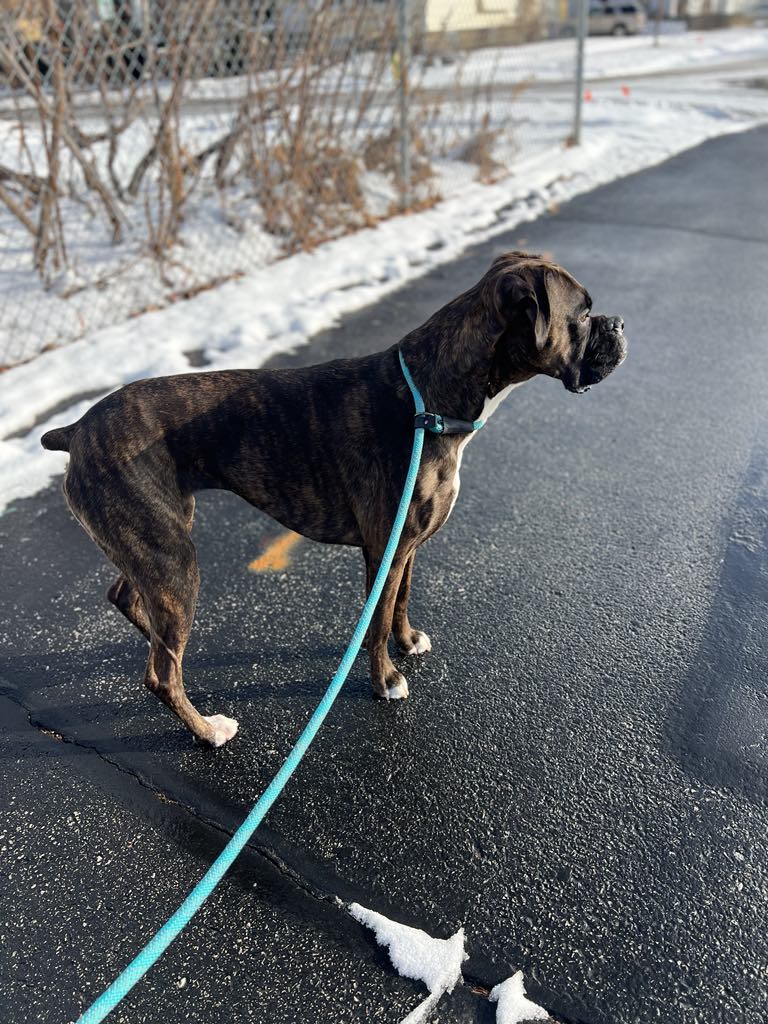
xmin=0 ymin=181 xmax=37 ymax=234
xmin=0 ymin=163 xmax=45 ymax=196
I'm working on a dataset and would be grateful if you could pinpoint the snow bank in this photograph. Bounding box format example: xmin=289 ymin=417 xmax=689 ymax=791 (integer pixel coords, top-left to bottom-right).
xmin=2 ymin=39 xmax=768 ymax=514
xmin=350 ymin=902 xmax=466 ymax=1023
xmin=490 ymin=972 xmax=550 ymax=1023
xmin=0 ymin=396 xmax=94 ymax=512
xmin=422 ymin=25 xmax=768 ymax=88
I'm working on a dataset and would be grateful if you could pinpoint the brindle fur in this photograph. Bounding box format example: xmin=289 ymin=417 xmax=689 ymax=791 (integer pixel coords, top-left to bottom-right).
xmin=41 ymin=252 xmax=626 ymax=747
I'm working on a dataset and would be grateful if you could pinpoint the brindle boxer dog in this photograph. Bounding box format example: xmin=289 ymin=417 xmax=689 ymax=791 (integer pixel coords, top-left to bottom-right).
xmin=41 ymin=252 xmax=626 ymax=748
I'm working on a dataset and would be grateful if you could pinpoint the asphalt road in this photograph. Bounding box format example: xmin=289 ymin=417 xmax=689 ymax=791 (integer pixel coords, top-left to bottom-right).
xmin=2 ymin=127 xmax=768 ymax=1024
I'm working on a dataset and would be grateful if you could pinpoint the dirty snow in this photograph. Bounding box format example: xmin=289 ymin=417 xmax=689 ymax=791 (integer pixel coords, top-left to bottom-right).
xmin=490 ymin=972 xmax=550 ymax=1023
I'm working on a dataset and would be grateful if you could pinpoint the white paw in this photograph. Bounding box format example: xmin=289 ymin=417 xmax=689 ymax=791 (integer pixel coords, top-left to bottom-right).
xmin=203 ymin=713 xmax=239 ymax=747
xmin=403 ymin=631 xmax=432 ymax=656
xmin=386 ymin=677 xmax=409 ymax=700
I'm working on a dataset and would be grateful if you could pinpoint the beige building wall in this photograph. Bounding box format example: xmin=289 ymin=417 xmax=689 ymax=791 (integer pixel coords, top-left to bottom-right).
xmin=424 ymin=0 xmax=522 ymax=34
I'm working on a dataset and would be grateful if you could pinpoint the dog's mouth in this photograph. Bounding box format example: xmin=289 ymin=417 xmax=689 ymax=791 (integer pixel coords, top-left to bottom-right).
xmin=562 ymin=364 xmax=603 ymax=394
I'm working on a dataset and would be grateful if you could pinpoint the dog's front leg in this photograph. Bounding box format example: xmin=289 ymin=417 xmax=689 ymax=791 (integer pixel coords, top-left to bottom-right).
xmin=392 ymin=550 xmax=431 ymax=656
xmin=365 ymin=550 xmax=411 ymax=700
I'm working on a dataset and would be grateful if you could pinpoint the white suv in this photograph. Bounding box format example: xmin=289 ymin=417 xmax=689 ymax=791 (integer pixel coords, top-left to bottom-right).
xmin=588 ymin=2 xmax=647 ymax=35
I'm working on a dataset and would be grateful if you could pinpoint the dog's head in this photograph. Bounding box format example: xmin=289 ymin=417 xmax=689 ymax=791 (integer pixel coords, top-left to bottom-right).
xmin=486 ymin=252 xmax=627 ymax=393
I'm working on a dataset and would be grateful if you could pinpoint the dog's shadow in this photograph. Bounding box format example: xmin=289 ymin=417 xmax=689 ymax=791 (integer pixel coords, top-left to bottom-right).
xmin=0 ymin=637 xmax=378 ymax=759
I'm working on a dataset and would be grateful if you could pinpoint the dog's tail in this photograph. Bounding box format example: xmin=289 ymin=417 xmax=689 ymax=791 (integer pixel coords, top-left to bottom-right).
xmin=40 ymin=423 xmax=76 ymax=452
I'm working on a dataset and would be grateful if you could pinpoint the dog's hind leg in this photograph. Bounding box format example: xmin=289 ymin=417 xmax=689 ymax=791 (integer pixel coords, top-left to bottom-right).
xmin=105 ymin=498 xmax=195 ymax=643
xmin=107 ymin=576 xmax=151 ymax=640
xmin=140 ymin=534 xmax=238 ymax=748
xmin=392 ymin=550 xmax=431 ymax=656
xmin=65 ymin=468 xmax=236 ymax=747
xmin=363 ymin=548 xmax=412 ymax=700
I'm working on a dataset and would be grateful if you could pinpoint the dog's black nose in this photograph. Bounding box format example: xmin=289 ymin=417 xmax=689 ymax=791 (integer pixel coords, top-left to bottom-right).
xmin=610 ymin=316 xmax=624 ymax=332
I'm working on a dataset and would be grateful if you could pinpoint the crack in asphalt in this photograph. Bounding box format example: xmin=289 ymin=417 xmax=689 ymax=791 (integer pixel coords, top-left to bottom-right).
xmin=2 ymin=683 xmax=582 ymax=1023
xmin=0 ymin=685 xmax=341 ymax=906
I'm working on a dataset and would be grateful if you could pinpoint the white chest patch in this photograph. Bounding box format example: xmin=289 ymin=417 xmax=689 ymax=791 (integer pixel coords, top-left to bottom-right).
xmin=446 ymin=381 xmax=525 ymax=520
xmin=480 ymin=380 xmax=525 ymax=421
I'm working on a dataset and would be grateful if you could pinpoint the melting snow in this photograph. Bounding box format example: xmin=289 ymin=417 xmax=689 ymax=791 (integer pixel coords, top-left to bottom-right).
xmin=490 ymin=971 xmax=549 ymax=1024
xmin=350 ymin=902 xmax=466 ymax=1023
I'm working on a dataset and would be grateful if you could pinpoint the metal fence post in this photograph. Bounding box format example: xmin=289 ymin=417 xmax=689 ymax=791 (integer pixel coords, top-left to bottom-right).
xmin=573 ymin=0 xmax=588 ymax=146
xmin=397 ymin=0 xmax=412 ymax=211
xmin=654 ymin=0 xmax=663 ymax=47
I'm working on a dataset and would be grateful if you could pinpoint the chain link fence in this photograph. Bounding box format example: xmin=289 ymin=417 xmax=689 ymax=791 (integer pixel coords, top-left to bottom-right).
xmin=0 ymin=0 xmax=578 ymax=368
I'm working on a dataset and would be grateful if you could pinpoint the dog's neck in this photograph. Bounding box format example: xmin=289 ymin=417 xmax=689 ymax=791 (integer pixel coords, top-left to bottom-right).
xmin=398 ymin=295 xmax=535 ymax=423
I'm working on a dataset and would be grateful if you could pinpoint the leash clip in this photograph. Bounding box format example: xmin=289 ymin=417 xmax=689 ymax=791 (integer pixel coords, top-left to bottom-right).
xmin=415 ymin=412 xmax=444 ymax=434
xmin=415 ymin=412 xmax=485 ymax=435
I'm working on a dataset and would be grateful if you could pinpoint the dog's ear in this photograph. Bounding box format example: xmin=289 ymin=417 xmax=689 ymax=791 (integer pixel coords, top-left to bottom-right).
xmin=490 ymin=264 xmax=549 ymax=350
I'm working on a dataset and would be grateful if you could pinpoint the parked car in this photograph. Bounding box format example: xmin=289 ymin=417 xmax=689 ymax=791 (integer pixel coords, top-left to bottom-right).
xmin=560 ymin=1 xmax=647 ymax=37
xmin=589 ymin=1 xmax=647 ymax=35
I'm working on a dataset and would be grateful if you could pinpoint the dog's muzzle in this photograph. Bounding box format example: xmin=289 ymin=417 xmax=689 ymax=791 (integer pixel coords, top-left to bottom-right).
xmin=564 ymin=315 xmax=627 ymax=393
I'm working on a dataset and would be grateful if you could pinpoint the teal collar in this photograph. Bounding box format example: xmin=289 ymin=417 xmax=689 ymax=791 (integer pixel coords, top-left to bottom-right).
xmin=398 ymin=349 xmax=485 ymax=436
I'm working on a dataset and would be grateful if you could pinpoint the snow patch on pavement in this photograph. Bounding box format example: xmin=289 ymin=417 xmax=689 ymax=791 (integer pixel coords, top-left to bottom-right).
xmin=350 ymin=903 xmax=551 ymax=1023
xmin=350 ymin=902 xmax=466 ymax=1022
xmin=490 ymin=972 xmax=550 ymax=1023
xmin=350 ymin=902 xmax=466 ymax=993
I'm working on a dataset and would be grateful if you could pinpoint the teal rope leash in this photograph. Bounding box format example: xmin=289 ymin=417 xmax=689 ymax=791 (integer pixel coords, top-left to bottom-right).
xmin=76 ymin=350 xmax=426 ymax=1023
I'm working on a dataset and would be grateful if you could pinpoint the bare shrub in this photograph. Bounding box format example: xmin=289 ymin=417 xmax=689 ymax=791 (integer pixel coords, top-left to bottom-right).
xmin=0 ymin=0 xmax=539 ymax=365
xmin=455 ymin=112 xmax=504 ymax=183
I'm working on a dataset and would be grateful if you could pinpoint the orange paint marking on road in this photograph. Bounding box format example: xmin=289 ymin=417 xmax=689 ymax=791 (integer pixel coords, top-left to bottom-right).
xmin=249 ymin=531 xmax=302 ymax=572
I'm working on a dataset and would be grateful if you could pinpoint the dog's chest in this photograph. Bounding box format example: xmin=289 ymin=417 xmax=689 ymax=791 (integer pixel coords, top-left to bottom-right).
xmin=446 ymin=435 xmax=474 ymax=520
xmin=446 ymin=381 xmax=523 ymax=517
